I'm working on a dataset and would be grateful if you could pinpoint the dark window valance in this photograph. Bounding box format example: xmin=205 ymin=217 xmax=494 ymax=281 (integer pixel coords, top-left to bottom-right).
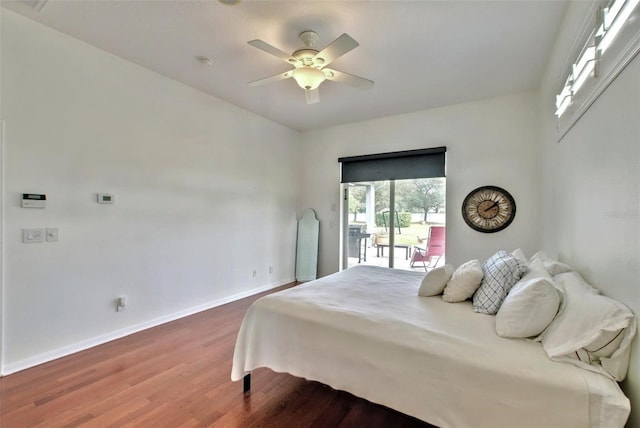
xmin=339 ymin=147 xmax=446 ymax=183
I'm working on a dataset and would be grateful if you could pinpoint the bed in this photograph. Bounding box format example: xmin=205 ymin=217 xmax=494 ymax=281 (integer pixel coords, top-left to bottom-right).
xmin=231 ymin=264 xmax=631 ymax=428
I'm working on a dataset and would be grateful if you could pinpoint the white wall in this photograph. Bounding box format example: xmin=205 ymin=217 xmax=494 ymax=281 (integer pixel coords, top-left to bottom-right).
xmin=300 ymin=92 xmax=541 ymax=277
xmin=0 ymin=10 xmax=301 ymax=372
xmin=538 ymin=2 xmax=640 ymax=426
xmin=4 ymin=8 xmax=637 ymax=426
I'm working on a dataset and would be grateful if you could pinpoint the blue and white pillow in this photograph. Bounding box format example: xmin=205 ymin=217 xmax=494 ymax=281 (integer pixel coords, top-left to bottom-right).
xmin=473 ymin=251 xmax=527 ymax=314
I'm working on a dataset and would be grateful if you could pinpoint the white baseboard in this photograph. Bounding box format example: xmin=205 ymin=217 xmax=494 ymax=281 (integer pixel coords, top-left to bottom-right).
xmin=1 ymin=278 xmax=294 ymax=376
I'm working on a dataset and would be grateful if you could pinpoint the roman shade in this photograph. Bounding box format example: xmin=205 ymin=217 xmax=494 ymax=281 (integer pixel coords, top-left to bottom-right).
xmin=338 ymin=147 xmax=446 ymax=183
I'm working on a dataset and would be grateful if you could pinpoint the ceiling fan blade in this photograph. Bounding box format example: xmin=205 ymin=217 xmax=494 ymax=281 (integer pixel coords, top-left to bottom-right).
xmin=314 ymin=33 xmax=359 ymax=67
xmin=249 ymin=70 xmax=293 ymax=87
xmin=323 ymin=69 xmax=374 ymax=89
xmin=306 ymin=88 xmax=320 ymax=104
xmin=248 ymin=39 xmax=298 ymax=64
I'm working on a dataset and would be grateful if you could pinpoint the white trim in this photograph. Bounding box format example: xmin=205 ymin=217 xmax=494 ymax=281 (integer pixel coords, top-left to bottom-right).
xmin=0 ymin=0 xmax=4 ymax=377
xmin=0 ymin=119 xmax=5 ymax=376
xmin=0 ymin=278 xmax=293 ymax=375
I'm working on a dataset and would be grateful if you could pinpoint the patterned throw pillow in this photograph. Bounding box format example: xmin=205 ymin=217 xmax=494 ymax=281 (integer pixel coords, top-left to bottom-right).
xmin=473 ymin=251 xmax=526 ymax=314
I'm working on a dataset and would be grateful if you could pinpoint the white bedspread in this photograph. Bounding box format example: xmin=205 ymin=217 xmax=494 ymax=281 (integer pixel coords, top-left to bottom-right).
xmin=232 ymin=265 xmax=630 ymax=428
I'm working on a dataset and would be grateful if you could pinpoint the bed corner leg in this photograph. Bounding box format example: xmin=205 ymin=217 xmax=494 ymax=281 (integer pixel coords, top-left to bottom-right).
xmin=243 ymin=373 xmax=251 ymax=394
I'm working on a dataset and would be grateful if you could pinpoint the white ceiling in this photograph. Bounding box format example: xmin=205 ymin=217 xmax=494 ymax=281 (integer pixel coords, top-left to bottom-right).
xmin=2 ymin=0 xmax=568 ymax=131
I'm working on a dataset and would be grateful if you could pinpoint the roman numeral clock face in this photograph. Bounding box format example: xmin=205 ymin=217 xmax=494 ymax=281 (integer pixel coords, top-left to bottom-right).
xmin=462 ymin=186 xmax=516 ymax=233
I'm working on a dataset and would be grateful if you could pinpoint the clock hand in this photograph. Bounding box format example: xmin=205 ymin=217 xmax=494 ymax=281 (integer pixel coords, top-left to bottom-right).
xmin=487 ymin=201 xmax=499 ymax=210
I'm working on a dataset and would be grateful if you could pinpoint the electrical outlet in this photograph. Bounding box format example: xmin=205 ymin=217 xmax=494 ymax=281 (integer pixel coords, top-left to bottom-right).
xmin=269 ymin=265 xmax=273 ymax=274
xmin=252 ymin=269 xmax=257 ymax=278
xmin=116 ymin=296 xmax=127 ymax=312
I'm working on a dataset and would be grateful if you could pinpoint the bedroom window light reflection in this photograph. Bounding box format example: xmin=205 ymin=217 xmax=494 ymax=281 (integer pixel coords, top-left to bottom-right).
xmin=598 ymin=0 xmax=640 ymax=54
xmin=554 ymin=0 xmax=640 ymax=118
xmin=606 ymin=0 xmax=628 ymax=26
xmin=555 ymin=76 xmax=573 ymax=117
xmin=571 ymin=46 xmax=596 ymax=93
xmin=555 ymin=94 xmax=572 ymax=117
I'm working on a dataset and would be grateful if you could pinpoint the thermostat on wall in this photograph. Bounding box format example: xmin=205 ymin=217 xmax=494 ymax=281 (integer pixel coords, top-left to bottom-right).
xmin=22 ymin=193 xmax=46 ymax=208
xmin=97 ymin=193 xmax=114 ymax=204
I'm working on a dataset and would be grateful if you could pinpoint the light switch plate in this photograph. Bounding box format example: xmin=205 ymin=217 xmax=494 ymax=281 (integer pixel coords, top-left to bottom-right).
xmin=23 ymin=228 xmax=44 ymax=243
xmin=46 ymin=228 xmax=59 ymax=242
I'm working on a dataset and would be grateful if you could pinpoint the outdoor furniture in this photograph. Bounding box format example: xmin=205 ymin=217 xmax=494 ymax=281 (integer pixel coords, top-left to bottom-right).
xmin=410 ymin=226 xmax=445 ymax=270
xmin=348 ymin=226 xmax=371 ymax=263
xmin=376 ymin=243 xmax=412 ymax=260
xmin=353 ymin=233 xmax=370 ymax=263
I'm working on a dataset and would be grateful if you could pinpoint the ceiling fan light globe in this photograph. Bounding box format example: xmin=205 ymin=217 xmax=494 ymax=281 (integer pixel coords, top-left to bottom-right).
xmin=292 ymin=67 xmax=326 ymax=90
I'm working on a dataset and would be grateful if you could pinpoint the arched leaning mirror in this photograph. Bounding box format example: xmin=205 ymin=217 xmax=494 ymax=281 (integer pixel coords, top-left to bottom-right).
xmin=295 ymin=208 xmax=319 ymax=281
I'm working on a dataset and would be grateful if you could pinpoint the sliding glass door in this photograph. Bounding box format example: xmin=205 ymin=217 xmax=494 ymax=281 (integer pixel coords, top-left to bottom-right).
xmin=339 ymin=147 xmax=447 ymax=271
xmin=342 ymin=174 xmax=446 ymax=271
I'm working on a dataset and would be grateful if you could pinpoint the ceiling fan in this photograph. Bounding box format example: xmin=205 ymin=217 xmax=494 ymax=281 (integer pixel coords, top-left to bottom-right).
xmin=247 ymin=31 xmax=374 ymax=104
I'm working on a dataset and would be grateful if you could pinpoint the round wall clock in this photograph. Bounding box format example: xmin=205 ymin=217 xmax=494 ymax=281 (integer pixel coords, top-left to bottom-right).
xmin=462 ymin=186 xmax=516 ymax=233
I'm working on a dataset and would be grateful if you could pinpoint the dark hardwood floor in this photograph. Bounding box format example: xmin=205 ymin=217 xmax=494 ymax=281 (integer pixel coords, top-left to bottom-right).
xmin=0 ymin=283 xmax=434 ymax=427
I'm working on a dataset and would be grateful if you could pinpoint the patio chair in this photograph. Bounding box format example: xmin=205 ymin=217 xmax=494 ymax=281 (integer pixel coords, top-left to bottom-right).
xmin=410 ymin=226 xmax=445 ymax=270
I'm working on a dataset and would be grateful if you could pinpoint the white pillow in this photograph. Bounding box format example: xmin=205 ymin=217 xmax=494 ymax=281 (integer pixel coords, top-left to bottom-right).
xmin=529 ymin=251 xmax=573 ymax=276
xmin=511 ymin=248 xmax=528 ymax=266
xmin=520 ymin=258 xmax=565 ymax=307
xmin=473 ymin=251 xmax=526 ymax=314
xmin=521 ymin=257 xmax=552 ymax=281
xmin=539 ymin=271 xmax=637 ymax=381
xmin=442 ymin=260 xmax=483 ymax=303
xmin=418 ymin=265 xmax=454 ymax=296
xmin=571 ymin=329 xmax=625 ymax=363
xmin=495 ymin=276 xmax=561 ymax=338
